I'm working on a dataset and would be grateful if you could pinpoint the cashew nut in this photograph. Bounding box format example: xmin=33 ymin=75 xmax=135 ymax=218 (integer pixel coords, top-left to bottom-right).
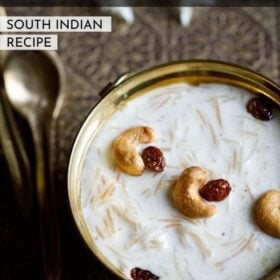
xmin=172 ymin=166 xmax=217 ymax=218
xmin=113 ymin=126 xmax=155 ymax=176
xmin=255 ymin=190 xmax=280 ymax=238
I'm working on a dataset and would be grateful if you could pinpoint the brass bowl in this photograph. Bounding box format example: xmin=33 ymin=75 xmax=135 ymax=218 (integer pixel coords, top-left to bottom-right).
xmin=68 ymin=60 xmax=280 ymax=280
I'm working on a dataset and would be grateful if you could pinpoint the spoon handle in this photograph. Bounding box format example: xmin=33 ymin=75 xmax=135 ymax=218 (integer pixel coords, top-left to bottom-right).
xmin=30 ymin=116 xmax=61 ymax=280
xmin=0 ymin=88 xmax=33 ymax=218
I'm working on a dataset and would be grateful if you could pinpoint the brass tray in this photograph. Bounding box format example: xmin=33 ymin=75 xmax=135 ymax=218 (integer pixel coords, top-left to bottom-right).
xmin=68 ymin=60 xmax=280 ymax=280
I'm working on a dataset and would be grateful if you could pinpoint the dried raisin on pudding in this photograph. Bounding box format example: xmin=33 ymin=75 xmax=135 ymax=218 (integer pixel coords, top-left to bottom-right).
xmin=131 ymin=267 xmax=160 ymax=280
xmin=246 ymin=97 xmax=273 ymax=121
xmin=200 ymin=179 xmax=231 ymax=202
xmin=142 ymin=146 xmax=165 ymax=172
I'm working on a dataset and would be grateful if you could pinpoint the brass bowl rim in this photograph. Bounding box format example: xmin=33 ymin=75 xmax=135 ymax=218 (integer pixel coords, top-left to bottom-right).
xmin=127 ymin=58 xmax=280 ymax=88
xmin=67 ymin=59 xmax=280 ymax=280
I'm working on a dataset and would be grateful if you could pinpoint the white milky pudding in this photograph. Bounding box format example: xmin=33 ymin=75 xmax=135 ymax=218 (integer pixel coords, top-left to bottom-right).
xmin=81 ymin=82 xmax=280 ymax=280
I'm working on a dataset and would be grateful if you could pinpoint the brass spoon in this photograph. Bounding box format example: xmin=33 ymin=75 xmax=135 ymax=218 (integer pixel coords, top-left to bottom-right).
xmin=0 ymin=6 xmax=33 ymax=219
xmin=3 ymin=50 xmax=65 ymax=280
xmin=0 ymin=86 xmax=33 ymax=219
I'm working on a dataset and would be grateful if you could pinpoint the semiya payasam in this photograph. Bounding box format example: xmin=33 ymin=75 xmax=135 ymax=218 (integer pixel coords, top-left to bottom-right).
xmin=81 ymin=83 xmax=280 ymax=280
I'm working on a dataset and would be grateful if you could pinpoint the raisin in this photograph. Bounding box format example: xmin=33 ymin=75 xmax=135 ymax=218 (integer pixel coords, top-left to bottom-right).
xmin=246 ymin=97 xmax=273 ymax=121
xmin=131 ymin=267 xmax=160 ymax=280
xmin=200 ymin=179 xmax=231 ymax=202
xmin=142 ymin=146 xmax=165 ymax=172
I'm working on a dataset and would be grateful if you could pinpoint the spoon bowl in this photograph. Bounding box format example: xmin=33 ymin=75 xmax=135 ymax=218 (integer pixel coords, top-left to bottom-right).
xmin=4 ymin=51 xmax=60 ymax=122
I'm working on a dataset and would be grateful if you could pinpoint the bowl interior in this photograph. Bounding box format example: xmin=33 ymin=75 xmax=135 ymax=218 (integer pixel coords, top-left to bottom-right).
xmin=68 ymin=60 xmax=280 ymax=279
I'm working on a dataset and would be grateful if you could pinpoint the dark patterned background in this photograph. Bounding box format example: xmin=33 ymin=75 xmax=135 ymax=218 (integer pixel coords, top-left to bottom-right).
xmin=0 ymin=7 xmax=280 ymax=280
